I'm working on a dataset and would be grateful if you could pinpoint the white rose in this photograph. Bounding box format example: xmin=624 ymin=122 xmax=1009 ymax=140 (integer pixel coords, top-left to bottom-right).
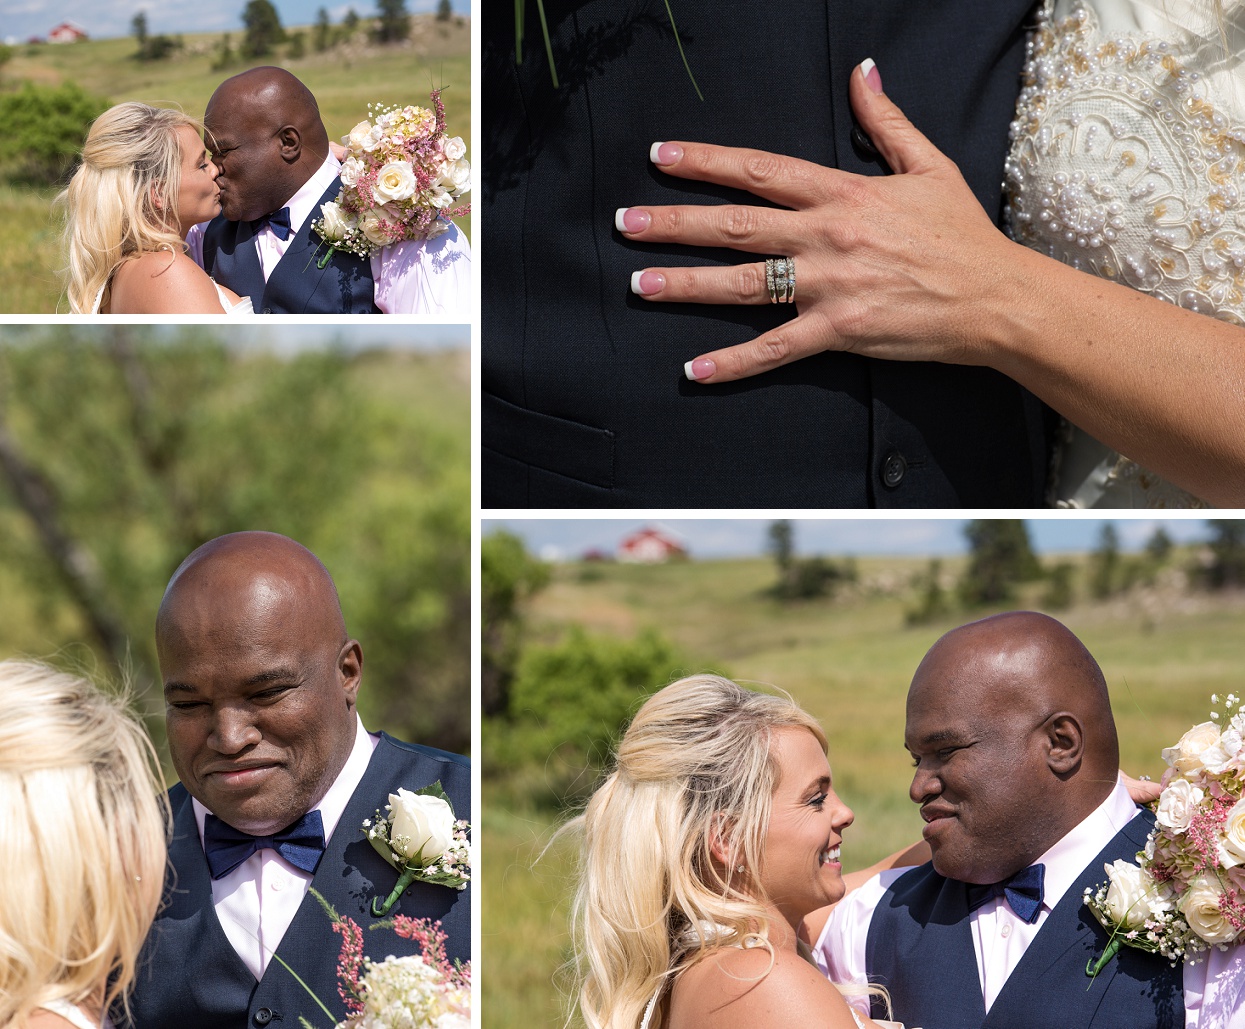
xmin=346 ymin=119 xmax=384 ymax=152
xmin=441 ymin=135 xmax=467 ymax=162
xmin=360 ymin=210 xmax=396 ymax=247
xmin=1180 ymin=876 xmax=1242 ymax=945
xmin=1204 ymin=728 xmax=1245 ymax=775
xmin=317 ymin=201 xmax=355 ymax=242
xmin=1155 ymin=778 xmax=1205 ymax=834
xmin=1162 ymin=722 xmax=1222 ymax=777
xmin=426 ymin=185 xmax=456 ymax=210
xmin=339 ymin=156 xmax=365 ymax=188
xmin=374 ymin=160 xmax=418 ymax=203
xmin=438 ymin=157 xmax=471 ymax=195
xmin=387 ymin=788 xmax=455 ymax=864
xmin=1220 ymin=797 xmax=1245 ymax=867
xmin=1102 ymin=859 xmax=1165 ymax=929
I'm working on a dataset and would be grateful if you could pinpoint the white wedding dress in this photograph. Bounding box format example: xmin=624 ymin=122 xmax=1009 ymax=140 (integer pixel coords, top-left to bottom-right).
xmin=1006 ymin=0 xmax=1245 ymax=507
xmin=38 ymin=999 xmax=100 ymax=1029
xmin=90 ymin=280 xmax=254 ymax=316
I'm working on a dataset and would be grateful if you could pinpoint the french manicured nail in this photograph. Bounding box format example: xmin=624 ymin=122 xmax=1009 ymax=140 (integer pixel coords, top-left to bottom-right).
xmin=630 ymin=270 xmax=665 ymax=296
xmin=615 ymin=207 xmax=651 ymax=233
xmin=649 ymin=142 xmax=683 ymax=166
xmin=861 ymin=57 xmax=882 ymax=94
xmin=684 ymin=358 xmax=716 ymax=381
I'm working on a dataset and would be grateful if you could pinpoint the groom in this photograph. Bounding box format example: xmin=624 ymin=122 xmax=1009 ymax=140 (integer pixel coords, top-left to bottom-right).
xmin=190 ymin=67 xmax=470 ymax=314
xmin=125 ymin=532 xmax=470 ymax=1028
xmin=817 ymin=612 xmax=1182 ymax=1028
xmin=484 ymin=2 xmax=1052 ymax=506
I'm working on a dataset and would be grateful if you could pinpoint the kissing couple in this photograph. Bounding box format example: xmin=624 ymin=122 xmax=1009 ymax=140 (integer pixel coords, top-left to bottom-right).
xmin=59 ymin=67 xmax=470 ymax=316
xmin=570 ymin=613 xmax=1245 ymax=1029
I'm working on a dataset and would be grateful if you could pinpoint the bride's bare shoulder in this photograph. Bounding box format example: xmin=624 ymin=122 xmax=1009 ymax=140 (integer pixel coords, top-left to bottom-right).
xmin=108 ymin=248 xmax=223 ymax=314
xmin=669 ymin=945 xmax=864 ymax=1029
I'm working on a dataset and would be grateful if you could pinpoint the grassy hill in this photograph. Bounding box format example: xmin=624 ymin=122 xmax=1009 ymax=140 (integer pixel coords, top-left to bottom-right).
xmin=483 ymin=551 xmax=1245 ymax=1028
xmin=0 ymin=15 xmax=470 ymax=312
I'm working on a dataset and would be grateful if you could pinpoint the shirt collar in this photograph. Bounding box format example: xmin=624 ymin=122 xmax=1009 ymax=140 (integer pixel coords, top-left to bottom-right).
xmin=193 ymin=714 xmax=379 ymax=845
xmin=1032 ymin=773 xmax=1140 ymax=913
xmin=281 ymin=153 xmax=342 ymax=236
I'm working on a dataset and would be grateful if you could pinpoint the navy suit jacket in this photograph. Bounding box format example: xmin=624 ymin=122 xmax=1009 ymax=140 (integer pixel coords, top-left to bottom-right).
xmin=124 ymin=733 xmax=469 ymax=1029
xmin=483 ymin=0 xmax=1054 ymax=507
xmin=865 ymin=810 xmax=1183 ymax=1029
xmin=202 ymin=179 xmax=381 ymax=314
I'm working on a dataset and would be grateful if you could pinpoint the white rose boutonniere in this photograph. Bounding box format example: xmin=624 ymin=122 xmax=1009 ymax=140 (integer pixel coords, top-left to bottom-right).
xmin=364 ymin=780 xmax=470 ymax=916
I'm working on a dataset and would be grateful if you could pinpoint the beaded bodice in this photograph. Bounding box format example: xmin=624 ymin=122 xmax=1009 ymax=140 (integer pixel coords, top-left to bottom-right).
xmin=1006 ymin=0 xmax=1245 ymax=507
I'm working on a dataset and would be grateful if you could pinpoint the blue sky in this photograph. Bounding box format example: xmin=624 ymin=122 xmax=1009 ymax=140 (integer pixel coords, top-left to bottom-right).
xmin=5 ymin=0 xmax=468 ymax=44
xmin=484 ymin=518 xmax=1215 ymax=563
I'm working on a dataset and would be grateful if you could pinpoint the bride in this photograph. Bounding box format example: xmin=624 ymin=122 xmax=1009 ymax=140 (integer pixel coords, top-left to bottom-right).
xmin=567 ymin=674 xmax=912 ymax=1029
xmin=617 ymin=0 xmax=1245 ymax=508
xmin=58 ymin=102 xmax=251 ymax=315
xmin=0 ymin=660 xmax=167 ymax=1029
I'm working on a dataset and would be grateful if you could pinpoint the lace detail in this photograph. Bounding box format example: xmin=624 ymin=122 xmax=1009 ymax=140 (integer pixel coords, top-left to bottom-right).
xmin=1006 ymin=0 xmax=1245 ymax=507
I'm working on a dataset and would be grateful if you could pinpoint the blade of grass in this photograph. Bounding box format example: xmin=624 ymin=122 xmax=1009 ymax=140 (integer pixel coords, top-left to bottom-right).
xmin=662 ymin=0 xmax=703 ymax=100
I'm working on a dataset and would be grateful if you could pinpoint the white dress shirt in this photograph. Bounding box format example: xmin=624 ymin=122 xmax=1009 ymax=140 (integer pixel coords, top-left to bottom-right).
xmin=191 ymin=716 xmax=379 ymax=980
xmin=817 ymin=775 xmax=1245 ymax=1026
xmin=186 ymin=155 xmax=471 ymax=316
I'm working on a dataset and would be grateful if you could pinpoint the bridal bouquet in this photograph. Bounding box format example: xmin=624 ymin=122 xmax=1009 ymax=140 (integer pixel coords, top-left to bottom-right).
xmin=285 ymin=891 xmax=470 ymax=1029
xmin=1084 ymin=693 xmax=1245 ymax=975
xmin=312 ymin=89 xmax=470 ymax=265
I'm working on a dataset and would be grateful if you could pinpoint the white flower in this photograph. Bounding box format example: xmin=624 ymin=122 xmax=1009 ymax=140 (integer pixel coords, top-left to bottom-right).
xmin=1161 ymin=722 xmax=1222 ymax=777
xmin=346 ymin=119 xmax=384 ymax=152
xmin=374 ymin=160 xmax=418 ymax=203
xmin=1204 ymin=728 xmax=1245 ymax=775
xmin=1219 ymin=797 xmax=1245 ymax=868
xmin=339 ymin=156 xmax=365 ymax=188
xmin=360 ymin=210 xmax=397 ymax=247
xmin=1155 ymin=778 xmax=1205 ymax=834
xmin=438 ymin=157 xmax=470 ymax=195
xmin=318 ymin=200 xmax=356 ymax=242
xmin=388 ymin=788 xmax=455 ymax=864
xmin=426 ymin=185 xmax=455 ymax=210
xmin=1102 ymin=859 xmax=1168 ymax=929
xmin=441 ymin=135 xmax=467 ymax=162
xmin=1179 ymin=876 xmax=1242 ymax=945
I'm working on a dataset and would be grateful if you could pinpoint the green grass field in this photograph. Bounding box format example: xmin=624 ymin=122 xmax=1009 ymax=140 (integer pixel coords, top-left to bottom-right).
xmin=482 ymin=552 xmax=1245 ymax=1028
xmin=0 ymin=15 xmax=470 ymax=313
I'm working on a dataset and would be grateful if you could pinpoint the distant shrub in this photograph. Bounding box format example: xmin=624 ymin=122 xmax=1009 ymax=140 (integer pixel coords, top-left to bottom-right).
xmin=0 ymin=82 xmax=110 ymax=185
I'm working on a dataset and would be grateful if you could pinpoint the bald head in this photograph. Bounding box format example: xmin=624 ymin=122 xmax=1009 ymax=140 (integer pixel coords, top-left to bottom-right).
xmin=204 ymin=67 xmax=330 ymax=222
xmin=158 ymin=532 xmax=362 ymax=835
xmin=906 ymin=612 xmax=1120 ymax=883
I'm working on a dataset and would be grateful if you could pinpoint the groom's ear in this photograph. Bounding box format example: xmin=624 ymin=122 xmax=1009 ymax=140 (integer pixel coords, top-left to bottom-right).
xmin=276 ymin=124 xmax=303 ymax=163
xmin=1042 ymin=711 xmax=1085 ymax=777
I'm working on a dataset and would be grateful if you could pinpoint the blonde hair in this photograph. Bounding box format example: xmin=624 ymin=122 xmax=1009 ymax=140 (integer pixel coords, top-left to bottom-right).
xmin=568 ymin=674 xmax=835 ymax=1029
xmin=57 ymin=103 xmax=202 ymax=313
xmin=0 ymin=660 xmax=168 ymax=1029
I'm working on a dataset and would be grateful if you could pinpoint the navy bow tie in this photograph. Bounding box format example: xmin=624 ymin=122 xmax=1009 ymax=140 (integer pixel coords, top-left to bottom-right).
xmin=966 ymin=863 xmax=1046 ymax=925
xmin=250 ymin=206 xmax=293 ymax=241
xmin=203 ymin=809 xmax=326 ymax=880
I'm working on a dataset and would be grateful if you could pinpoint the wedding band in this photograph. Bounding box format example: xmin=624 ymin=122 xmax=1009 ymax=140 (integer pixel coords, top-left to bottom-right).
xmin=765 ymin=256 xmax=795 ymax=304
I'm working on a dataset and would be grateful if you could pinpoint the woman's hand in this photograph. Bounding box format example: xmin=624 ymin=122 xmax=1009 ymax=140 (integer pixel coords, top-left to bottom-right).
xmin=1121 ymin=771 xmax=1162 ymax=806
xmin=617 ymin=59 xmax=1018 ymax=383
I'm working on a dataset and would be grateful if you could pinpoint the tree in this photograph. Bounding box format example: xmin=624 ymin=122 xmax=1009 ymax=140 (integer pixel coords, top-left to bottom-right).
xmin=1146 ymin=527 xmax=1173 ymax=563
xmin=906 ymin=559 xmax=952 ymax=625
xmin=286 ymin=29 xmax=306 ymax=58
xmin=241 ymin=0 xmax=285 ymax=58
xmin=1089 ymin=523 xmax=1120 ymax=600
xmin=374 ymin=0 xmax=410 ymax=43
xmin=313 ymin=7 xmax=332 ymax=51
xmin=0 ymin=82 xmax=110 ymax=185
xmin=132 ymin=11 xmax=148 ymax=49
xmin=1041 ymin=561 xmax=1075 ymax=611
xmin=1200 ymin=521 xmax=1245 ymax=590
xmin=481 ymin=530 xmax=550 ymax=718
xmin=343 ymin=8 xmax=361 ymax=34
xmin=767 ymin=520 xmax=793 ymax=578
xmin=958 ymin=520 xmax=1041 ymax=607
xmin=436 ymin=0 xmax=452 ymax=19
xmin=211 ymin=32 xmax=235 ymax=71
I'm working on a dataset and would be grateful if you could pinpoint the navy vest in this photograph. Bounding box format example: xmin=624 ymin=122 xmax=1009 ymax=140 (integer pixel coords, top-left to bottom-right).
xmin=123 ymin=734 xmax=470 ymax=1029
xmin=865 ymin=810 xmax=1183 ymax=1029
xmin=202 ymin=179 xmax=381 ymax=314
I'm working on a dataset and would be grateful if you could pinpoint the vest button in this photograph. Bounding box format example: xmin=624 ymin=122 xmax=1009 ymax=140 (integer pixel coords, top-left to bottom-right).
xmin=262 ymin=307 xmax=273 ymax=314
xmin=881 ymin=450 xmax=907 ymax=489
xmin=253 ymin=1008 xmax=274 ymax=1026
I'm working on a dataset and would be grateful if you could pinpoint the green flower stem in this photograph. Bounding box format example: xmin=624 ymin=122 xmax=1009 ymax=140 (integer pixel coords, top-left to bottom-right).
xmin=268 ymin=951 xmax=337 ymax=1025
xmin=372 ymin=866 xmax=421 ymax=917
xmin=534 ymin=0 xmax=559 ymax=88
xmin=661 ymin=0 xmax=702 ymax=101
xmin=1086 ymin=936 xmax=1122 ymax=980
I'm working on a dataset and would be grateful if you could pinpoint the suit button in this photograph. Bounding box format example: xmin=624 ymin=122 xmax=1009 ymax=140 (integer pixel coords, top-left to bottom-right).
xmin=851 ymin=124 xmax=879 ymax=159
xmin=881 ymin=451 xmax=907 ymax=488
xmin=253 ymin=1008 xmax=274 ymax=1026
xmin=262 ymin=307 xmax=273 ymax=314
